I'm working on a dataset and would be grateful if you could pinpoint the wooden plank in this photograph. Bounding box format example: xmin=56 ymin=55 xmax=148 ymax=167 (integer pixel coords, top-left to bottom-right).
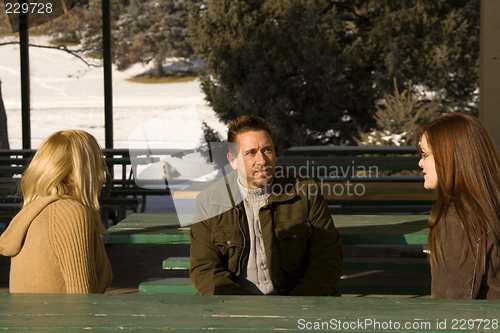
xmin=139 ymin=278 xmax=196 ymax=294
xmin=102 ymin=213 xmax=429 ymax=245
xmin=330 ymin=205 xmax=432 ymax=215
xmin=163 ymin=256 xmax=190 ymax=269
xmin=112 ymin=213 xmax=429 ymax=227
xmin=162 ymin=256 xmax=430 ymax=271
xmin=108 ymin=188 xmax=171 ymax=196
xmin=102 ymin=231 xmax=190 ymax=244
xmin=277 ymin=155 xmax=421 ymax=171
xmin=139 ymin=277 xmax=431 ymax=296
xmin=335 ymin=215 xmax=429 ymax=245
xmin=343 ymin=257 xmax=429 ymax=271
xmin=0 ymin=166 xmax=25 ymax=176
xmin=0 ymin=149 xmax=36 ymax=157
xmin=322 ymin=182 xmax=435 ymax=201
xmin=284 ymin=145 xmax=418 ymax=156
xmin=110 ymin=213 xmax=181 ymax=225
xmin=3 ymin=293 xmax=500 ymax=331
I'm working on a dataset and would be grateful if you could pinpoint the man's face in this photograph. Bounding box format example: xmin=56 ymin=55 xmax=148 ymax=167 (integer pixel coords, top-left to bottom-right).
xmin=227 ymin=130 xmax=277 ymax=189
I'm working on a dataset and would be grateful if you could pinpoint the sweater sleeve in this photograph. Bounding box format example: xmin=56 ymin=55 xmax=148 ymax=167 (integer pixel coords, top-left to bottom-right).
xmin=48 ymin=201 xmax=98 ymax=294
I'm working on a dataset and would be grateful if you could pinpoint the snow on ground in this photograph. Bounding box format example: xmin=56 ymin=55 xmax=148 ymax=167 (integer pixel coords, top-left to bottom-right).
xmin=0 ymin=36 xmax=226 ymax=149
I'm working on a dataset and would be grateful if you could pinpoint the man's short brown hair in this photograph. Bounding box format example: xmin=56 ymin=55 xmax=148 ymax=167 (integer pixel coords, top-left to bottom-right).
xmin=227 ymin=116 xmax=275 ymax=145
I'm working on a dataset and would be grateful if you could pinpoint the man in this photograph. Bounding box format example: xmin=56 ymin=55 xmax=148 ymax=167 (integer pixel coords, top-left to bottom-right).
xmin=190 ymin=116 xmax=343 ymax=295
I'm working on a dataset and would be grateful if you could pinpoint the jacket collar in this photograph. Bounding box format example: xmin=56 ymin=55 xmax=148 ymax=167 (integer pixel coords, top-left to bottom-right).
xmin=209 ymin=170 xmax=243 ymax=208
xmin=209 ymin=170 xmax=297 ymax=208
xmin=268 ymin=174 xmax=298 ymax=203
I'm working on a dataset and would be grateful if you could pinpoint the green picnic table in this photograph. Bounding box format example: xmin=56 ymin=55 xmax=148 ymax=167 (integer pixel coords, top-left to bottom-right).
xmin=102 ymin=213 xmax=429 ymax=245
xmin=1 ymin=293 xmax=500 ymax=331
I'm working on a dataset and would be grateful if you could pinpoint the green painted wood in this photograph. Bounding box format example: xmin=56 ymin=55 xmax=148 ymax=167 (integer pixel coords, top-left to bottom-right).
xmin=102 ymin=213 xmax=430 ymax=245
xmin=139 ymin=278 xmax=196 ymax=294
xmin=101 ymin=231 xmax=190 ymax=244
xmin=162 ymin=256 xmax=430 ymax=271
xmin=112 ymin=213 xmax=181 ymax=225
xmin=139 ymin=277 xmax=431 ymax=296
xmin=2 ymin=293 xmax=500 ymax=331
xmin=163 ymin=257 xmax=190 ymax=269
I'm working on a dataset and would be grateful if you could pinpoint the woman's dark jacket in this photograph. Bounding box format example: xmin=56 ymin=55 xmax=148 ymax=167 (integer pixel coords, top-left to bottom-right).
xmin=431 ymin=207 xmax=500 ymax=299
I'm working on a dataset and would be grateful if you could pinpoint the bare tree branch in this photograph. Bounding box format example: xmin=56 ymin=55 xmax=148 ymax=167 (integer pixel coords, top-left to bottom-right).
xmin=0 ymin=41 xmax=102 ymax=67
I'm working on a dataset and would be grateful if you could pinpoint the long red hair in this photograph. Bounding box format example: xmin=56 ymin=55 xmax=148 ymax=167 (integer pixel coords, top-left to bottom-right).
xmin=416 ymin=113 xmax=500 ymax=272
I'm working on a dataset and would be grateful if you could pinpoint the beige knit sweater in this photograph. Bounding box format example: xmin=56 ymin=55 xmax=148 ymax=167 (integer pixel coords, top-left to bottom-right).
xmin=0 ymin=195 xmax=112 ymax=293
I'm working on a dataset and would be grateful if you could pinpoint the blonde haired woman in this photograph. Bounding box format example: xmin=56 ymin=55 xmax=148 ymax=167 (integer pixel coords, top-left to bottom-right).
xmin=0 ymin=130 xmax=112 ymax=293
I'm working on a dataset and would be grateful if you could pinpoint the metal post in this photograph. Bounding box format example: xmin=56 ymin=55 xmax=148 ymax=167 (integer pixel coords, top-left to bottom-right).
xmin=480 ymin=0 xmax=500 ymax=149
xmin=102 ymin=0 xmax=113 ymax=149
xmin=20 ymin=0 xmax=30 ymax=149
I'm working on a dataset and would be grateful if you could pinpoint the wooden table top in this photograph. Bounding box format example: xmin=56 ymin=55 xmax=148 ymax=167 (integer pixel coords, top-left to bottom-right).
xmin=102 ymin=213 xmax=430 ymax=245
xmin=1 ymin=293 xmax=500 ymax=331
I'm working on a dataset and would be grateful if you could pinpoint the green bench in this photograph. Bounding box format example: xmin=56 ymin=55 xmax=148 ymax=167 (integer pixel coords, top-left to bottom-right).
xmin=162 ymin=256 xmax=430 ymax=271
xmin=115 ymin=213 xmax=431 ymax=296
xmin=4 ymin=293 xmax=500 ymax=331
xmin=0 ymin=149 xmax=174 ymax=224
xmin=277 ymin=145 xmax=434 ymax=214
xmin=138 ymin=276 xmax=431 ymax=296
xmin=149 ymin=256 xmax=430 ymax=296
xmin=102 ymin=213 xmax=430 ymax=245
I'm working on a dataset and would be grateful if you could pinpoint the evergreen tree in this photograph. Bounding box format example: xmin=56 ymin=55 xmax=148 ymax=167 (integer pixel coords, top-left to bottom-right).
xmin=190 ymin=0 xmax=479 ymax=150
xmin=37 ymin=2 xmax=90 ymax=44
xmin=113 ymin=0 xmax=202 ymax=75
xmin=80 ymin=0 xmax=127 ymax=57
xmin=356 ymin=79 xmax=439 ymax=146
xmin=81 ymin=0 xmax=200 ymax=76
xmin=354 ymin=0 xmax=480 ymax=114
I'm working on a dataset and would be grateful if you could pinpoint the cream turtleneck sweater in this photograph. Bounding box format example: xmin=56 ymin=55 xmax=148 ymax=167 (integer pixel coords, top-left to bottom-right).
xmin=237 ymin=180 xmax=276 ymax=295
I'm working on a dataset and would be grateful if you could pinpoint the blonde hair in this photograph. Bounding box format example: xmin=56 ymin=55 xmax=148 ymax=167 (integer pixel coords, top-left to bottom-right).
xmin=21 ymin=130 xmax=107 ymax=226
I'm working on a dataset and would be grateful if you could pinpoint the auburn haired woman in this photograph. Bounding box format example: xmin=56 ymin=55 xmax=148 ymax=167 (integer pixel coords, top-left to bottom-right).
xmin=417 ymin=113 xmax=500 ymax=299
xmin=0 ymin=130 xmax=112 ymax=293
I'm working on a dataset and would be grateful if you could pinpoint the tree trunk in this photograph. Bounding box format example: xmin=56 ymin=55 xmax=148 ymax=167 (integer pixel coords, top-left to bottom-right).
xmin=0 ymin=80 xmax=10 ymax=149
xmin=155 ymin=58 xmax=164 ymax=77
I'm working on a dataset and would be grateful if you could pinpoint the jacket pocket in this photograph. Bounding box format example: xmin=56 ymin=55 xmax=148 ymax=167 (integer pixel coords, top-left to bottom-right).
xmin=211 ymin=228 xmax=244 ymax=275
xmin=274 ymin=219 xmax=312 ymax=270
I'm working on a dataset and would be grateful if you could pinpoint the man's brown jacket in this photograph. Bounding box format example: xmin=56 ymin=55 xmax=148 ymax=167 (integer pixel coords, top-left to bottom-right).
xmin=189 ymin=170 xmax=343 ymax=295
